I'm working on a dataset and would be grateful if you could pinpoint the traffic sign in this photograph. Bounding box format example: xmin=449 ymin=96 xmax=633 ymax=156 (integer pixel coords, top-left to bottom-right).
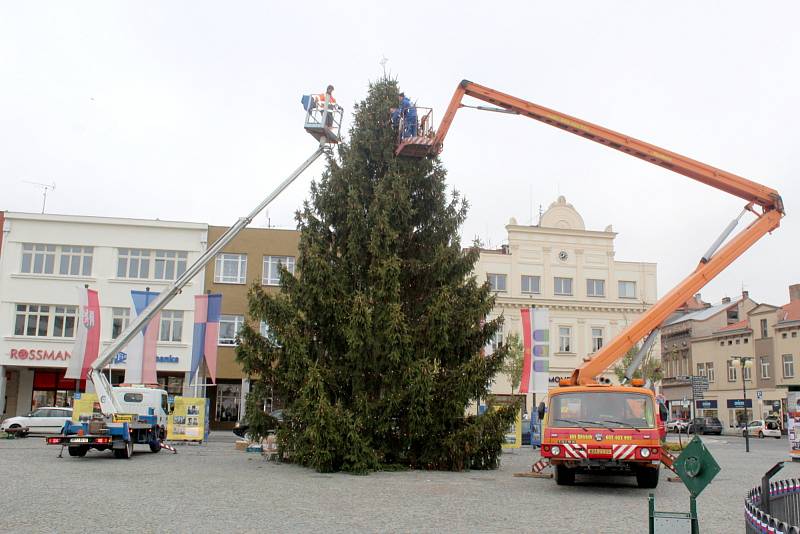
xmin=673 ymin=436 xmax=721 ymax=498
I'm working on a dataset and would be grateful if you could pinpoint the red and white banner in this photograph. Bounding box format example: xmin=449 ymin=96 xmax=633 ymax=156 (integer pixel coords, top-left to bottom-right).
xmin=65 ymin=287 xmax=100 ymax=380
xmin=519 ymin=308 xmax=533 ymax=393
xmin=124 ymin=290 xmax=160 ymax=384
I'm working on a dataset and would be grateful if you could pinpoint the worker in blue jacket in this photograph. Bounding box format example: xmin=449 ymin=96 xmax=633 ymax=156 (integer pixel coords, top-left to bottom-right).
xmin=393 ymin=92 xmax=417 ymax=139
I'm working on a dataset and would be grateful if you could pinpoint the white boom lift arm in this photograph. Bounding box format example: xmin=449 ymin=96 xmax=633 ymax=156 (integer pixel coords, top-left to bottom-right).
xmin=90 ymin=99 xmax=342 ymax=416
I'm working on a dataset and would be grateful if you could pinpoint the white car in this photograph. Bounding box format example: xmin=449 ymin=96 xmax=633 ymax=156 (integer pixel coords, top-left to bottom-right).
xmin=0 ymin=407 xmax=73 ymax=435
xmin=744 ymin=419 xmax=782 ymax=439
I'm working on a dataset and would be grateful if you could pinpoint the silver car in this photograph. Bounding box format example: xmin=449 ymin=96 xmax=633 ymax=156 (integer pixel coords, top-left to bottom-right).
xmin=1 ymin=407 xmax=73 ymax=436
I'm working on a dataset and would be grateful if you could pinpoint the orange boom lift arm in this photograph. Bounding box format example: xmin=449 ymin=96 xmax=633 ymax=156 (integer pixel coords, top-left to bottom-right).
xmin=428 ymin=80 xmax=784 ymax=386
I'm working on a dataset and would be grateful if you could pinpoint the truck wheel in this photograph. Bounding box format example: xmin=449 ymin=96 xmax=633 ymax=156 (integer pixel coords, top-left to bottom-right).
xmin=67 ymin=446 xmax=88 ymax=457
xmin=114 ymin=440 xmax=134 ymax=459
xmin=636 ymin=466 xmax=660 ymax=488
xmin=554 ymin=464 xmax=576 ymax=486
xmin=149 ymin=441 xmax=162 ymax=453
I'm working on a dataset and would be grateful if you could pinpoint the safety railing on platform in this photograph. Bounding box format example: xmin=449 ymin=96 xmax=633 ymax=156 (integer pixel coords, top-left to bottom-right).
xmin=745 ymin=463 xmax=800 ymax=533
xmin=397 ymin=106 xmax=434 ymax=142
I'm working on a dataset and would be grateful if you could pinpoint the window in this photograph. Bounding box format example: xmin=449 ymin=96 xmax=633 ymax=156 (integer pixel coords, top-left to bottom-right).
xmin=706 ymin=362 xmax=715 ymax=383
xmin=554 ymin=277 xmax=573 ymax=296
xmin=743 ymin=364 xmax=752 ymax=382
xmin=744 ymin=338 xmax=749 ymax=344
xmin=618 ymin=280 xmax=637 ymax=299
xmin=727 ymin=360 xmax=737 ymax=382
xmin=559 ymin=326 xmax=572 ymax=353
xmin=52 ymin=306 xmax=77 ymax=337
xmin=760 ymin=356 xmax=770 ymax=379
xmin=14 ymin=304 xmax=76 ymax=337
xmin=521 ymin=275 xmax=540 ymax=294
xmin=58 ymin=246 xmax=93 ymax=276
xmin=263 ymin=256 xmax=296 ymax=286
xmin=490 ymin=323 xmax=504 ymax=350
xmin=259 ymin=321 xmax=280 ymax=346
xmin=761 ymin=319 xmax=768 ymax=338
xmin=720 ymin=341 xmax=724 ymax=346
xmin=112 ymin=308 xmax=131 ymax=339
xmin=784 ymin=333 xmax=789 ymax=339
xmin=793 ymin=332 xmax=798 ymax=338
xmin=591 ymin=327 xmax=603 ymax=352
xmin=783 ymin=354 xmax=795 ymax=379
xmin=586 ymin=279 xmax=605 ymax=297
xmin=487 ymin=273 xmax=507 ymax=292
xmin=215 ymin=253 xmax=247 ymax=284
xmin=117 ymin=248 xmax=151 ymax=279
xmin=14 ymin=304 xmax=50 ymax=336
xmin=123 ymin=393 xmax=144 ymax=403
xmin=216 ymin=383 xmax=241 ymax=423
xmin=697 ymin=362 xmax=706 ymax=377
xmin=159 ymin=310 xmax=184 ymax=342
xmin=219 ymin=315 xmax=245 ymax=345
xmin=154 ymin=250 xmax=188 ymax=281
xmin=20 ymin=244 xmax=56 ymax=274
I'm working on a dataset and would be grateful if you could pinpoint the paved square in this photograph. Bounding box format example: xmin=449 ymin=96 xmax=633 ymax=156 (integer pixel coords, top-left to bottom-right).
xmin=1 ymin=433 xmax=796 ymax=532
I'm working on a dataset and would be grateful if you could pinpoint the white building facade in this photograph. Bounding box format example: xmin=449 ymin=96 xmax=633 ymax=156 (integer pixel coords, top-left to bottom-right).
xmin=475 ymin=197 xmax=658 ymax=409
xmin=0 ymin=212 xmax=207 ymax=417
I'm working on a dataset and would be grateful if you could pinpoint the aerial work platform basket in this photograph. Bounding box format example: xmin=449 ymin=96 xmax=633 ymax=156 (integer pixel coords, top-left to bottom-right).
xmin=395 ymin=106 xmax=435 ymax=158
xmin=301 ymin=94 xmax=343 ymax=144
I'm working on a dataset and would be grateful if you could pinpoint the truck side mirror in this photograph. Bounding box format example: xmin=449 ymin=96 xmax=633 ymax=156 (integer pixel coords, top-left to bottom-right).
xmin=537 ymin=402 xmax=546 ymax=420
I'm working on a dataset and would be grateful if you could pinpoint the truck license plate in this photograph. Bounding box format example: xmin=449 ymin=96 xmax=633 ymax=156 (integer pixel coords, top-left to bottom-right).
xmin=70 ymin=438 xmax=89 ymax=443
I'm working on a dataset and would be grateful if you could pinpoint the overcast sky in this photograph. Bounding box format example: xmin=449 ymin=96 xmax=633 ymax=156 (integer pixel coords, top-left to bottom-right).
xmin=2 ymin=1 xmax=798 ymax=306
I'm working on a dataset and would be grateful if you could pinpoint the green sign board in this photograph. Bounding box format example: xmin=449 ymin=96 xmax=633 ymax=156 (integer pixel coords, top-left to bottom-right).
xmin=672 ymin=436 xmax=721 ymax=497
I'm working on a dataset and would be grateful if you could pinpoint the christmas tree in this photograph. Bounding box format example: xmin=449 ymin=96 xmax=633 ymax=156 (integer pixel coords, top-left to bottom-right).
xmin=236 ymin=78 xmax=516 ymax=473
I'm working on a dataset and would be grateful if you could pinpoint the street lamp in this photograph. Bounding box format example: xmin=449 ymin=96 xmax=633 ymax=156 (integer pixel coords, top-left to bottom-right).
xmin=733 ymin=356 xmax=754 ymax=453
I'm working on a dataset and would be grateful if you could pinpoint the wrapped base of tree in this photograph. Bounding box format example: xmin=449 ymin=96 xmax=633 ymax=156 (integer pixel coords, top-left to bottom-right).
xmin=236 ymin=77 xmax=515 ymax=473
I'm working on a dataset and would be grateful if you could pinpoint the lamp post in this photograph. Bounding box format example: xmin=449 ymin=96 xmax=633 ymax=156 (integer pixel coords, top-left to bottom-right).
xmin=733 ymin=356 xmax=753 ymax=453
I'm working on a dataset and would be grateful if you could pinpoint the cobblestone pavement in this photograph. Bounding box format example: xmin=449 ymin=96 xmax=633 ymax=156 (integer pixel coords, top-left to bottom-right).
xmin=1 ymin=432 xmax=797 ymax=533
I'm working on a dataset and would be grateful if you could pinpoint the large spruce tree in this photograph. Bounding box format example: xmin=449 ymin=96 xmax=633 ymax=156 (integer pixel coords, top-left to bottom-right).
xmin=236 ymin=78 xmax=516 ymax=473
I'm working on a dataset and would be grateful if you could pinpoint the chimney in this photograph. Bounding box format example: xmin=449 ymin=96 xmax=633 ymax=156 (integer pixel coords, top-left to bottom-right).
xmin=721 ymin=296 xmax=731 ymax=304
xmin=742 ymin=290 xmax=749 ymax=300
xmin=790 ymin=284 xmax=800 ymax=303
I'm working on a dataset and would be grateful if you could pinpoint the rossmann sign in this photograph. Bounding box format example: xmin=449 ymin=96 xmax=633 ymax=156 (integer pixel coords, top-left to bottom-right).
xmin=10 ymin=348 xmax=71 ymax=361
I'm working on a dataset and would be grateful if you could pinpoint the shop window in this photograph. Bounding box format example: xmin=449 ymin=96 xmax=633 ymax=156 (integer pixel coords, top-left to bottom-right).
xmin=263 ymin=255 xmax=296 ymax=286
xmin=158 ymin=376 xmax=184 ymax=396
xmin=159 ymin=310 xmax=184 ymax=342
xmin=216 ymin=383 xmax=241 ymax=423
xmin=521 ymin=275 xmax=540 ymax=294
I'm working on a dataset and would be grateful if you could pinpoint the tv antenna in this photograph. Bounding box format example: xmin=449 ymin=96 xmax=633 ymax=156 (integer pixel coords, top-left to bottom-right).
xmin=23 ymin=181 xmax=56 ymax=213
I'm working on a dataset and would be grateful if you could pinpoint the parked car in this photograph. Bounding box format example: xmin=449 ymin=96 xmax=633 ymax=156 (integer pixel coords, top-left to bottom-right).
xmin=666 ymin=418 xmax=689 ymax=433
xmin=744 ymin=420 xmax=782 ymax=439
xmin=232 ymin=409 xmax=285 ymax=439
xmin=0 ymin=407 xmax=73 ymax=436
xmin=687 ymin=417 xmax=723 ymax=435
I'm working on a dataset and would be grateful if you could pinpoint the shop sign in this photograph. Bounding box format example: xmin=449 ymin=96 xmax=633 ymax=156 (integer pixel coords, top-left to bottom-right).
xmin=726 ymin=399 xmax=753 ymax=409
xmin=548 ymin=376 xmax=570 ymax=387
xmin=10 ymin=348 xmax=71 ymax=361
xmin=695 ymin=400 xmax=718 ymax=410
xmin=112 ymin=352 xmax=180 ymax=365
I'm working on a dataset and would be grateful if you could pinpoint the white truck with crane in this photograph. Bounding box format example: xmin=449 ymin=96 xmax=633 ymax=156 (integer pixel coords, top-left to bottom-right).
xmin=46 ymin=95 xmax=342 ymax=458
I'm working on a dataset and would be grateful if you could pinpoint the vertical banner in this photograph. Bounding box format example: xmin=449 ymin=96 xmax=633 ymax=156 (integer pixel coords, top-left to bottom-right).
xmin=788 ymin=392 xmax=800 ymax=461
xmin=519 ymin=308 xmax=533 ymax=394
xmin=531 ymin=308 xmax=550 ymax=395
xmin=65 ymin=287 xmax=101 ymax=380
xmin=191 ymin=294 xmax=222 ymax=384
xmin=125 ymin=290 xmax=160 ymax=384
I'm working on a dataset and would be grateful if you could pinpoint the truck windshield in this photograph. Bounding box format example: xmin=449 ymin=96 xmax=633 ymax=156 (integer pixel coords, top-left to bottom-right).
xmin=549 ymin=392 xmax=655 ymax=429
